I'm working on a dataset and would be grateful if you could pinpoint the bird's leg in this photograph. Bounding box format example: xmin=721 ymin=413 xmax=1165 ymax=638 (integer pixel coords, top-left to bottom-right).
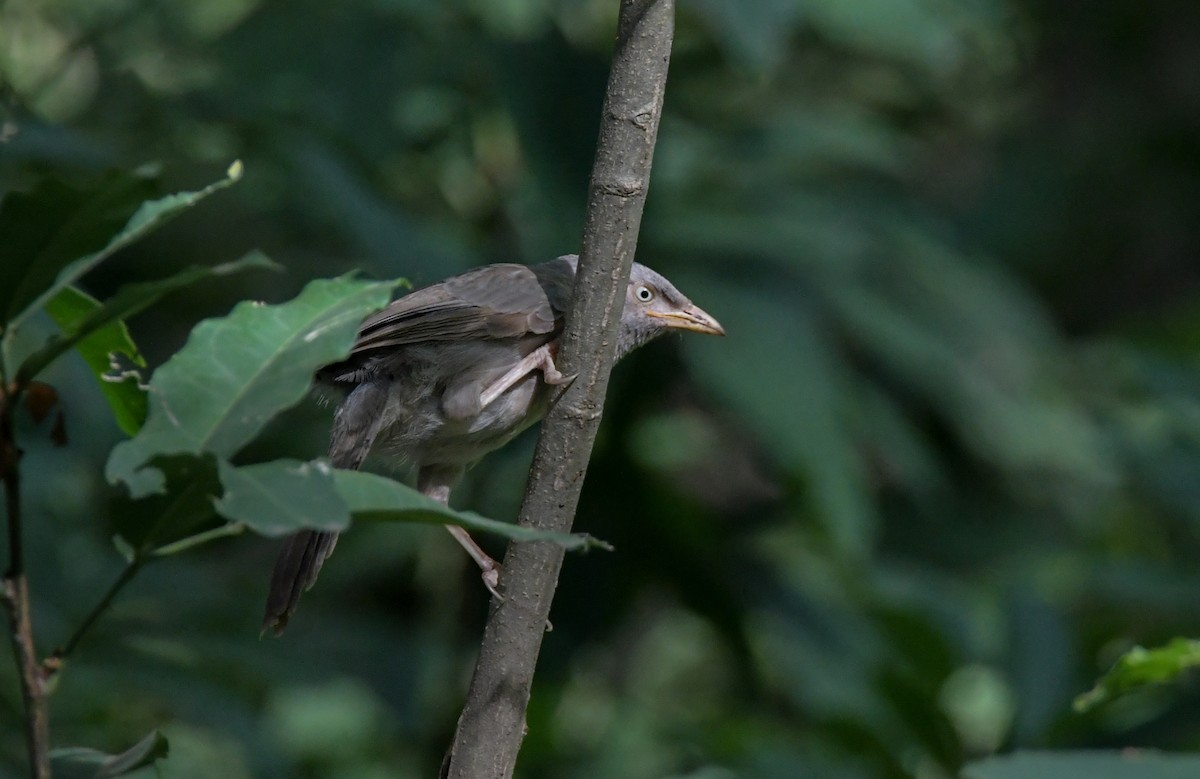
xmin=478 ymin=342 xmax=572 ymax=410
xmin=418 ymin=465 xmax=503 ymax=600
xmin=445 ymin=526 xmax=501 ymax=599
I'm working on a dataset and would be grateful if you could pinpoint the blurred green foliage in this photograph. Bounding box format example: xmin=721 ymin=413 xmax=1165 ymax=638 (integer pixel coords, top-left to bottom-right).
xmin=1076 ymin=640 xmax=1200 ymax=715
xmin=2 ymin=0 xmax=1200 ymax=777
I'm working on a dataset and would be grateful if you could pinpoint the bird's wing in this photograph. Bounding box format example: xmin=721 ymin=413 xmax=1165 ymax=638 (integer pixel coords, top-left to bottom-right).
xmin=349 ymin=264 xmax=560 ymax=355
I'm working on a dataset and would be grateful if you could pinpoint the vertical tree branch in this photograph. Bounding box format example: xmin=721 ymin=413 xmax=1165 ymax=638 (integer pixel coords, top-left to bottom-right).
xmin=444 ymin=0 xmax=675 ymax=776
xmin=1 ymin=390 xmax=52 ymax=779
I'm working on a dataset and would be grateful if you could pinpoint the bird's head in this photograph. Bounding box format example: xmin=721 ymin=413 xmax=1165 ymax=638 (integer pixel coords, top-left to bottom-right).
xmin=618 ymin=262 xmax=724 ymax=358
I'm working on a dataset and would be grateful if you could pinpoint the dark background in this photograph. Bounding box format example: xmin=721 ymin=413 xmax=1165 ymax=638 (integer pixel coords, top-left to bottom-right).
xmin=3 ymin=0 xmax=1200 ymax=776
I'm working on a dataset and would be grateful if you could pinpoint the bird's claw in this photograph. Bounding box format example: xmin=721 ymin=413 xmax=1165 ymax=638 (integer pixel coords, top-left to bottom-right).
xmin=478 ymin=343 xmax=575 ymax=410
xmin=478 ymin=562 xmax=552 ymax=631
xmin=544 ymin=369 xmax=576 ymax=387
xmin=481 ymin=565 xmax=503 ymax=601
xmin=537 ymin=345 xmax=574 ymax=386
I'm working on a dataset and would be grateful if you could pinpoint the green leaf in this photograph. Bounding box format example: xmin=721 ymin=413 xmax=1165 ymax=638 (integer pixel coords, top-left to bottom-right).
xmin=333 ymin=469 xmax=611 ymax=551
xmin=50 ymin=730 xmax=169 ymax=779
xmin=962 ymin=750 xmax=1200 ymax=779
xmin=1073 ymin=638 xmax=1200 ymax=713
xmin=42 ymin=285 xmax=148 ymax=436
xmin=111 ymin=455 xmax=223 ymax=554
xmin=26 ymin=253 xmax=279 ymax=424
xmin=105 ymin=275 xmax=397 ymax=497
xmin=216 ymin=459 xmax=350 ymax=536
xmin=3 ymin=162 xmax=244 ymax=332
xmin=0 ymin=171 xmax=157 ymax=328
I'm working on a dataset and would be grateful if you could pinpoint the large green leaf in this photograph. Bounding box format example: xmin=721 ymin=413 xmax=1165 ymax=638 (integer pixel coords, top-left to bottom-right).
xmin=217 ymin=458 xmax=611 ymax=547
xmin=333 ymin=469 xmax=611 ymax=550
xmin=105 ymin=275 xmax=397 ymax=497
xmin=50 ymin=730 xmax=168 ymax=779
xmin=31 ymin=253 xmax=275 ymax=435
xmin=1074 ymin=638 xmax=1200 ymax=713
xmin=216 ymin=459 xmax=350 ymax=536
xmin=0 ymin=170 xmax=157 ymax=328
xmin=43 ymin=285 xmax=148 ymax=436
xmin=963 ymin=751 xmax=1200 ymax=779
xmin=2 ymin=162 xmax=243 ymax=333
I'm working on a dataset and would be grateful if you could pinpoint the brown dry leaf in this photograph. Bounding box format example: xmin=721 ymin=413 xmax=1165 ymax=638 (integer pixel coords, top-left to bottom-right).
xmin=23 ymin=382 xmax=59 ymax=423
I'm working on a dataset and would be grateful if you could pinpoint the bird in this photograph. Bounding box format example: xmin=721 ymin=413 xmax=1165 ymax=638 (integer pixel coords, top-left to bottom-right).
xmin=263 ymin=254 xmax=723 ymax=634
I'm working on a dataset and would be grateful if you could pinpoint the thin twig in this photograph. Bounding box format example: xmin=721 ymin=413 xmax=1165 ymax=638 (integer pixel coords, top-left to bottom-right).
xmin=45 ymin=521 xmax=247 ymax=675
xmin=3 ymin=395 xmax=23 ymax=577
xmin=1 ymin=577 xmax=49 ymax=779
xmin=48 ymin=559 xmax=142 ymax=669
xmin=444 ymin=1 xmax=676 ymax=776
xmin=1 ymin=389 xmax=52 ymax=779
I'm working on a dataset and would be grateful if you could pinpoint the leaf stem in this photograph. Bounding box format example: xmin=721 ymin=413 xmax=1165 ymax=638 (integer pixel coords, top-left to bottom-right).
xmin=151 ymin=522 xmax=245 ymax=557
xmin=49 ymin=558 xmax=143 ymax=666
xmin=47 ymin=521 xmax=247 ymax=672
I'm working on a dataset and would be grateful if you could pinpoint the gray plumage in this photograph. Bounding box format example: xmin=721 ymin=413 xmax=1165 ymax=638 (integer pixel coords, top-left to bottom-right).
xmin=263 ymin=255 xmax=723 ymax=634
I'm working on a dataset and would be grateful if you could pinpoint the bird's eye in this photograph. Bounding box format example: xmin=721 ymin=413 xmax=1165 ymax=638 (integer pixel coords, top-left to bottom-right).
xmin=635 ymin=285 xmax=655 ymax=302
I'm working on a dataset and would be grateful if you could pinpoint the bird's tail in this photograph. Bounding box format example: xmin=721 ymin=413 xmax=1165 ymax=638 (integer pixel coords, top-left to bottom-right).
xmin=263 ymin=381 xmax=389 ymax=635
xmin=262 ymin=530 xmax=340 ymax=635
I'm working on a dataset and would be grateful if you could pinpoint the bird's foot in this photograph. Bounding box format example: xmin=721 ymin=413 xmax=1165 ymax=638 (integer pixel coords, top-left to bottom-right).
xmin=537 ymin=342 xmax=577 ymax=387
xmin=537 ymin=347 xmax=574 ymax=387
xmin=444 ymin=525 xmax=552 ymax=629
xmin=478 ymin=343 xmax=575 ymax=410
xmin=480 ymin=560 xmax=503 ymax=601
xmin=447 ymin=525 xmax=506 ymax=601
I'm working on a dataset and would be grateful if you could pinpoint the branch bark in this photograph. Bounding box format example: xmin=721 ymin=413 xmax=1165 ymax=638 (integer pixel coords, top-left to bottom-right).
xmin=444 ymin=0 xmax=675 ymax=776
xmin=1 ymin=388 xmax=52 ymax=779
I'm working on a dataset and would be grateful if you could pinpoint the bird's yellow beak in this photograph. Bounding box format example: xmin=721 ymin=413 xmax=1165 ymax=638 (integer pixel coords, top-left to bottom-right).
xmin=647 ymin=305 xmax=726 ymax=336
